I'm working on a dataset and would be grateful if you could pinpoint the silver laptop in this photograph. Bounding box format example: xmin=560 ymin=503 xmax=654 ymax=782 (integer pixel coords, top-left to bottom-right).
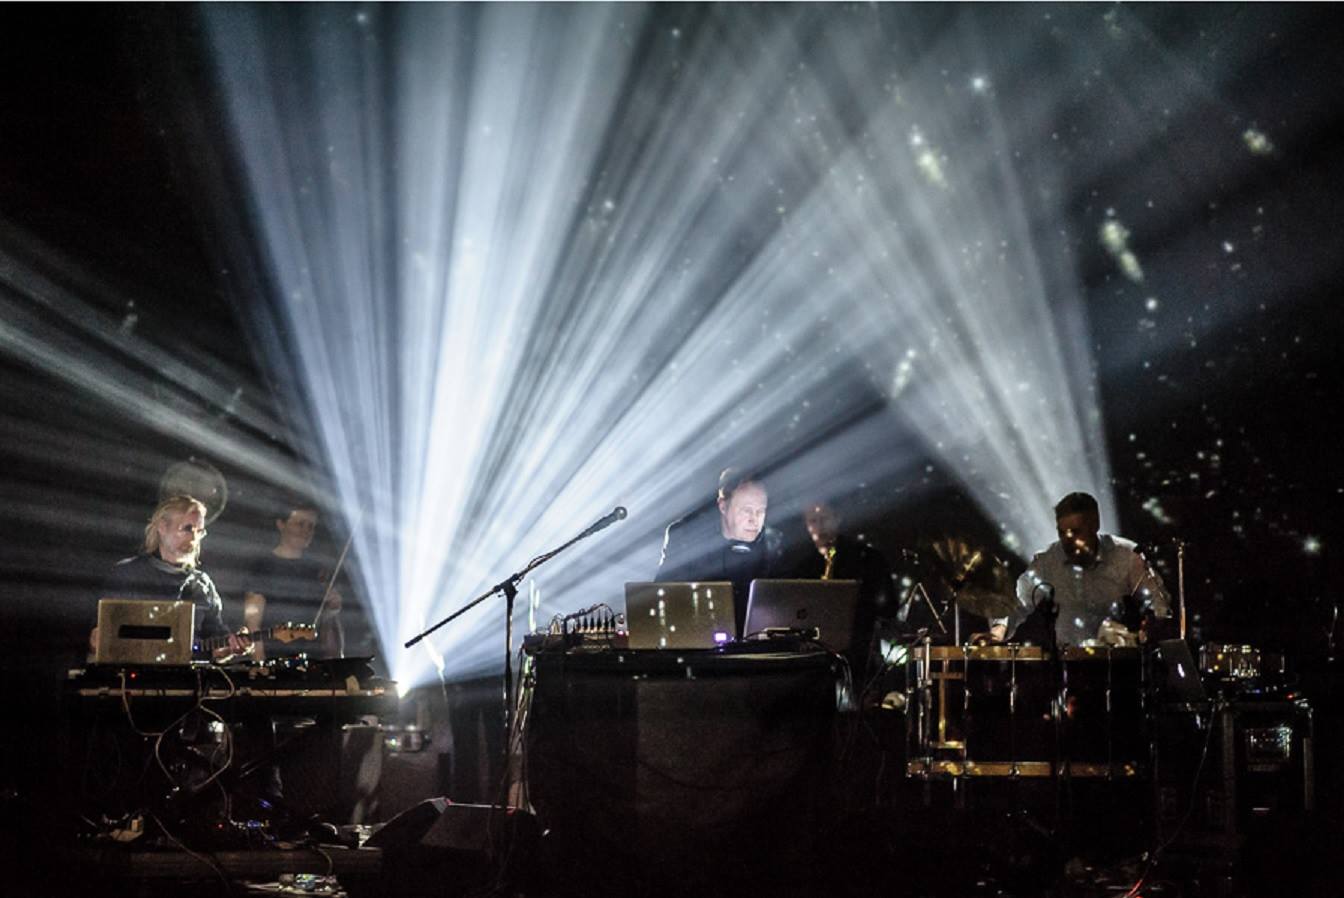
xmin=94 ymin=598 xmax=195 ymax=665
xmin=624 ymin=582 xmax=735 ymax=649
xmin=742 ymin=579 xmax=860 ymax=653
xmin=1156 ymin=638 xmax=1208 ymax=702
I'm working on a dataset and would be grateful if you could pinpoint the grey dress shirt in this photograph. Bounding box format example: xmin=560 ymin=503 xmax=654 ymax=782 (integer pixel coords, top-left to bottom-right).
xmin=993 ymin=534 xmax=1171 ymax=646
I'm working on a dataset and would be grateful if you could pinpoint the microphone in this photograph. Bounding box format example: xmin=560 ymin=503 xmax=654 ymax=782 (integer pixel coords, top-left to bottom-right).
xmin=578 ymin=506 xmax=627 ymax=539
xmin=1033 ymin=581 xmax=1056 ymax=611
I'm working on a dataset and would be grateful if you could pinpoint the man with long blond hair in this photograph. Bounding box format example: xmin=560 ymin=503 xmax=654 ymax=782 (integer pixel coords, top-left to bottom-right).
xmin=140 ymin=494 xmax=209 ymax=566
xmin=96 ymin=494 xmax=248 ymax=659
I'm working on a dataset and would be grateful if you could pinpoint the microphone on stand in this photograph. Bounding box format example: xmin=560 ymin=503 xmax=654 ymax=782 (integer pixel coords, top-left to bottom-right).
xmin=1033 ymin=581 xmax=1057 ymax=614
xmin=1033 ymin=581 xmax=1060 ymax=655
xmin=578 ymin=506 xmax=628 ymax=540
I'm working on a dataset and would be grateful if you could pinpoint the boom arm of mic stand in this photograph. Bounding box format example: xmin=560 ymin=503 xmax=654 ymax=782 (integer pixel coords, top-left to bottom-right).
xmin=402 ymin=507 xmax=627 ymax=749
xmin=403 ymin=539 xmax=572 ymax=650
xmin=404 ymin=573 xmax=522 ymax=649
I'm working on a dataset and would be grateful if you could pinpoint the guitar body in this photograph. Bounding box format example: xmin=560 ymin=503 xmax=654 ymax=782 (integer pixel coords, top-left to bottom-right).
xmin=195 ymin=623 xmax=317 ymax=659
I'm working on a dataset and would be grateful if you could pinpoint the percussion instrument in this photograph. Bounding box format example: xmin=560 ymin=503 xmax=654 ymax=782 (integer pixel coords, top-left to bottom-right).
xmin=906 ymin=643 xmax=1144 ymax=778
xmin=1199 ymin=643 xmax=1284 ymax=681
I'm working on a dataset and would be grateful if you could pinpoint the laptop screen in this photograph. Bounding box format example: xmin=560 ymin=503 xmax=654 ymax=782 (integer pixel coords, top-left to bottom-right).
xmin=743 ymin=579 xmax=859 ymax=654
xmin=1155 ymin=638 xmax=1207 ymax=702
xmin=95 ymin=598 xmax=195 ymax=666
xmin=624 ymin=582 xmax=735 ymax=649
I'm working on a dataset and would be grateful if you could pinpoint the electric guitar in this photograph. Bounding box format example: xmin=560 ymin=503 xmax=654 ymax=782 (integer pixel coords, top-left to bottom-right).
xmin=195 ymin=623 xmax=317 ymax=656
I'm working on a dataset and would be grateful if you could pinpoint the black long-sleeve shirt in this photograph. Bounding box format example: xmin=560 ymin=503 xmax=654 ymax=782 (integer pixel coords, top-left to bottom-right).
xmin=656 ymin=508 xmax=782 ymax=638
xmin=102 ymin=553 xmax=230 ymax=647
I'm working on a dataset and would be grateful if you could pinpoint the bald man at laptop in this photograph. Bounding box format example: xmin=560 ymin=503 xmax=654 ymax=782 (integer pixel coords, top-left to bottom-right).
xmin=656 ymin=467 xmax=783 ymax=638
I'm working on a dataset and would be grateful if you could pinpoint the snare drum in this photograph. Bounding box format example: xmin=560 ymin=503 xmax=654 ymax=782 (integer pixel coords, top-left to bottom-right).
xmin=1198 ymin=643 xmax=1283 ymax=679
xmin=906 ymin=644 xmax=1143 ymax=778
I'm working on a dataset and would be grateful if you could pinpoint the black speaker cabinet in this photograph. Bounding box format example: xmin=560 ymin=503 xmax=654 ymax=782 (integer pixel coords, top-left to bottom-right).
xmin=1155 ymin=698 xmax=1314 ymax=864
xmin=354 ymin=798 xmax=540 ymax=898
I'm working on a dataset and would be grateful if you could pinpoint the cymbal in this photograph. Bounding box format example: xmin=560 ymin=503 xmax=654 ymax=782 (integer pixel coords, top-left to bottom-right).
xmin=930 ymin=537 xmax=1013 ymax=590
xmin=159 ymin=457 xmax=229 ymax=524
xmin=929 ymin=536 xmax=978 ymax=577
xmin=954 ymin=586 xmax=1016 ymax=619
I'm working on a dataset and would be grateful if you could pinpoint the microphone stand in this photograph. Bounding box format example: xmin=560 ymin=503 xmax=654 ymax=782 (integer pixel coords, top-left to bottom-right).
xmin=312 ymin=530 xmax=354 ymax=657
xmin=1034 ymin=584 xmax=1065 ymax=854
xmin=404 ymin=509 xmax=625 ymax=741
xmin=1176 ymin=539 xmax=1187 ymax=640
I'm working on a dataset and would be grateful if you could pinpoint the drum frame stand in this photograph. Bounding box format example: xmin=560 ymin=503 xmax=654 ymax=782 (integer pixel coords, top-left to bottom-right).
xmin=903 ymin=628 xmax=1153 ymax=887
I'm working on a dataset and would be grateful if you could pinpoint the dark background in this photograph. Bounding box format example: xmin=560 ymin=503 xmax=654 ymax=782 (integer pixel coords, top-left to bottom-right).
xmin=1 ymin=0 xmax=1342 ymax=844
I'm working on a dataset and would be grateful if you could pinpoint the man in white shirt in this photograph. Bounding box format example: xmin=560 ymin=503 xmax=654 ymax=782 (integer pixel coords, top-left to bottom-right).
xmin=989 ymin=492 xmax=1171 ymax=646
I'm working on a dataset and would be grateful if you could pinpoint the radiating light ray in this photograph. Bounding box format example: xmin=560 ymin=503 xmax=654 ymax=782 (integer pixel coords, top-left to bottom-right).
xmin=0 ymin=235 xmax=310 ymax=492
xmin=0 ymin=221 xmax=338 ymax=601
xmin=706 ymin=12 xmax=1116 ymax=549
xmin=204 ymin=5 xmax=1120 ymax=687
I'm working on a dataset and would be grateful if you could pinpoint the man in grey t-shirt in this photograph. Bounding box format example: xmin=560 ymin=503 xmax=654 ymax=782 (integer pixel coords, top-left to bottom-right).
xmin=990 ymin=492 xmax=1171 ymax=647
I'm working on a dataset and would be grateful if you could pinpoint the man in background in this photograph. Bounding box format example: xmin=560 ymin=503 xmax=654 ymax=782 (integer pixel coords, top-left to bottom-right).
xmin=794 ymin=498 xmax=894 ymax=679
xmin=243 ymin=498 xmax=343 ymax=660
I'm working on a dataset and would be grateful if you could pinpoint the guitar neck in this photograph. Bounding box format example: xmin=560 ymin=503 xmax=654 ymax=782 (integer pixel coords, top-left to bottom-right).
xmin=197 ymin=626 xmax=285 ymax=652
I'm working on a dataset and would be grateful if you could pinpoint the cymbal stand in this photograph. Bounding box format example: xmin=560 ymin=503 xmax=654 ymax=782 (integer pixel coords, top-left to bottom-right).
xmin=1328 ymin=603 xmax=1339 ymax=665
xmin=914 ymin=635 xmax=935 ymax=788
xmin=909 ymin=582 xmax=949 ymax=637
xmin=1176 ymin=539 xmax=1186 ymax=639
